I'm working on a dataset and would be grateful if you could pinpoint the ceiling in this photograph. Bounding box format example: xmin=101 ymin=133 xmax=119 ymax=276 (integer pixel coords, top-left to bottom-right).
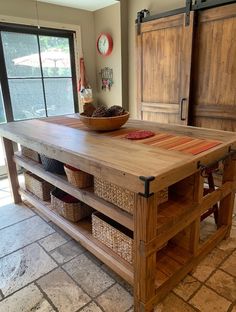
xmin=37 ymin=0 xmax=119 ymax=11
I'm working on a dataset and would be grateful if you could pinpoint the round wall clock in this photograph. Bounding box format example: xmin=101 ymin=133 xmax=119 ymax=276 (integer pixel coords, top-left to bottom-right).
xmin=97 ymin=33 xmax=113 ymax=56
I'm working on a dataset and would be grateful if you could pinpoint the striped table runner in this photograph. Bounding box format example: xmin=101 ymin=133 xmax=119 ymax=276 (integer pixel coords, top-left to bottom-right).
xmin=107 ymin=128 xmax=221 ymax=155
xmin=43 ymin=117 xmax=221 ymax=156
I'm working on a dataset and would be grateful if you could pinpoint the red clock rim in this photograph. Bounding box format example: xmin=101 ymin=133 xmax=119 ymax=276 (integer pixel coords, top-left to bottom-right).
xmin=96 ymin=32 xmax=113 ymax=56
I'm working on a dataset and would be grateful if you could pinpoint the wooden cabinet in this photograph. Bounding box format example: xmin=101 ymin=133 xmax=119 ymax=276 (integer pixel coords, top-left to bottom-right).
xmin=137 ymin=2 xmax=236 ymax=132
xmin=1 ymin=116 xmax=236 ymax=311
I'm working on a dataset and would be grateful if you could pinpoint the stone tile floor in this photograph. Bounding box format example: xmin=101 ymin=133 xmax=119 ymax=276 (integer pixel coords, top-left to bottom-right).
xmin=0 ymin=177 xmax=235 ymax=312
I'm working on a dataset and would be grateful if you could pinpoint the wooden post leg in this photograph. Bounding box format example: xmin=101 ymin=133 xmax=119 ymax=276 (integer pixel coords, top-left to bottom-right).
xmin=2 ymin=137 xmax=21 ymax=203
xmin=134 ymin=193 xmax=158 ymax=312
xmin=218 ymin=156 xmax=236 ymax=238
xmin=170 ymin=172 xmax=204 ymax=255
xmin=191 ymin=172 xmax=204 ymax=254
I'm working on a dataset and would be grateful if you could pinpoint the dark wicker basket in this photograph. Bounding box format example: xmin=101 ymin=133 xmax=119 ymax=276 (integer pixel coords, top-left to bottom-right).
xmin=40 ymin=154 xmax=65 ymax=175
xmin=50 ymin=188 xmax=93 ymax=222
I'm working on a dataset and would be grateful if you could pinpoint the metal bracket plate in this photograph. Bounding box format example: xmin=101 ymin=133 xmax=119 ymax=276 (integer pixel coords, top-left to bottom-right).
xmin=197 ymin=147 xmax=236 ymax=176
xmin=185 ymin=0 xmax=192 ymax=26
xmin=139 ymin=176 xmax=155 ymax=198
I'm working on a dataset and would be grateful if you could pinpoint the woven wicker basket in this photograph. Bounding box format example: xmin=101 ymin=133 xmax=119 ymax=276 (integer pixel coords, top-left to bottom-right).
xmin=50 ymin=188 xmax=93 ymax=222
xmin=22 ymin=146 xmax=40 ymax=163
xmin=94 ymin=177 xmax=168 ymax=214
xmin=92 ymin=211 xmax=133 ymax=264
xmin=64 ymin=165 xmax=93 ymax=188
xmin=24 ymin=171 xmax=54 ymax=201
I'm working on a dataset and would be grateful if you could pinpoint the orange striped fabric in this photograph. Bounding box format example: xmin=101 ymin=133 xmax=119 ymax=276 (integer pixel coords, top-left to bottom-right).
xmin=43 ymin=118 xmax=222 ymax=156
xmin=111 ymin=130 xmax=221 ymax=155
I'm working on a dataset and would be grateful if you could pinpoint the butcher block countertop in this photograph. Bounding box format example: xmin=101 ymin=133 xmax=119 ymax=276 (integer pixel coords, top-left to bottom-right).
xmin=0 ymin=115 xmax=236 ymax=193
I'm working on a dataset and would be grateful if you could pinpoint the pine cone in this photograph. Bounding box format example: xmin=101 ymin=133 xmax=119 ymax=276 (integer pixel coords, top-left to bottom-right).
xmin=83 ymin=103 xmax=96 ymax=117
xmin=92 ymin=106 xmax=107 ymax=117
xmin=105 ymin=105 xmax=125 ymax=117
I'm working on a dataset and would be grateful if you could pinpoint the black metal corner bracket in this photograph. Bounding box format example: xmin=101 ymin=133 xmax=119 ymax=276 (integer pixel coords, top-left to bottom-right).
xmin=136 ymin=9 xmax=150 ymax=35
xmin=139 ymin=176 xmax=155 ymax=198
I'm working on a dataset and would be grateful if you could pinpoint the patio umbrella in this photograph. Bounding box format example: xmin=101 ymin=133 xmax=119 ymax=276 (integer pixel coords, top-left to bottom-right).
xmin=13 ymin=48 xmax=70 ymax=68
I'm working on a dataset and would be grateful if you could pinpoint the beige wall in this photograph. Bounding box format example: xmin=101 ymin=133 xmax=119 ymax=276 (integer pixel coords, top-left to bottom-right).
xmin=0 ymin=0 xmax=96 ymax=94
xmin=94 ymin=3 xmax=122 ymax=107
xmin=127 ymin=0 xmax=185 ymax=117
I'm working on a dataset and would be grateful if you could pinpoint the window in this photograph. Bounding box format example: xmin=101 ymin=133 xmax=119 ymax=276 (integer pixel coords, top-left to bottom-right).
xmin=0 ymin=24 xmax=78 ymax=121
xmin=0 ymin=84 xmax=6 ymax=124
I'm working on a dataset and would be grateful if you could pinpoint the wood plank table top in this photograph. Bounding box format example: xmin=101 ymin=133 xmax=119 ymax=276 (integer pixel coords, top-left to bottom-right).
xmin=1 ymin=115 xmax=236 ymax=193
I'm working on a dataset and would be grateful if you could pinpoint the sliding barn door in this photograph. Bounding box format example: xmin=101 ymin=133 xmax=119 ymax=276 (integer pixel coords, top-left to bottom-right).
xmin=190 ymin=3 xmax=236 ymax=131
xmin=137 ymin=12 xmax=194 ymax=125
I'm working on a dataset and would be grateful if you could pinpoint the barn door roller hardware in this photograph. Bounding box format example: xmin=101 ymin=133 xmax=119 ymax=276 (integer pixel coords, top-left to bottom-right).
xmin=135 ymin=0 xmax=236 ymax=26
xmin=136 ymin=9 xmax=150 ymax=35
xmin=185 ymin=0 xmax=191 ymax=26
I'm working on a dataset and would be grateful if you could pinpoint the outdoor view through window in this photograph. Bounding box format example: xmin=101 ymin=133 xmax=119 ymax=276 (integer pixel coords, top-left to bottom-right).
xmin=0 ymin=30 xmax=76 ymax=121
xmin=0 ymin=85 xmax=6 ymax=124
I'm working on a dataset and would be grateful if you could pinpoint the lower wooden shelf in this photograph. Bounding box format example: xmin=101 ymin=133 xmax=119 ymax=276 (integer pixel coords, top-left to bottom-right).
xmin=14 ymin=153 xmax=133 ymax=231
xmin=155 ymin=243 xmax=192 ymax=288
xmin=19 ymin=188 xmax=134 ymax=285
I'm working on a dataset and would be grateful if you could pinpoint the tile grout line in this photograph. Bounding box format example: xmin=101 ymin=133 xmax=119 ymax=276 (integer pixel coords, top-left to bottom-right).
xmin=0 ymin=229 xmax=59 ymax=261
xmin=36 ymin=237 xmax=132 ymax=312
xmin=170 ymin=241 xmax=236 ymax=307
xmin=0 ymin=289 xmax=4 ymax=301
xmin=173 ymin=285 xmax=203 ymax=311
xmin=190 ymin=245 xmax=236 ymax=288
xmin=227 ymin=299 xmax=236 ymax=312
xmin=40 ymin=236 xmax=73 ymax=255
xmin=34 ymin=242 xmax=103 ymax=312
xmin=1 ymin=201 xmax=235 ymax=311
xmin=185 ymin=246 xmax=236 ymax=307
xmin=0 ymin=266 xmax=59 ymax=302
xmin=59 ymin=265 xmax=109 ymax=312
xmin=37 ymin=221 xmax=134 ymax=299
xmin=171 ymin=284 xmax=202 ymax=310
xmin=185 ymin=279 xmax=205 ymax=303
xmin=34 ymin=281 xmax=59 ymax=312
xmin=38 ymin=233 xmax=71 ymax=251
xmin=0 ymin=214 xmax=36 ymax=232
xmin=219 ymin=266 xmax=236 ymax=280
xmin=38 ymin=215 xmax=235 ymax=311
xmin=203 ymin=281 xmax=236 ymax=305
xmin=74 ymin=300 xmax=95 ymax=312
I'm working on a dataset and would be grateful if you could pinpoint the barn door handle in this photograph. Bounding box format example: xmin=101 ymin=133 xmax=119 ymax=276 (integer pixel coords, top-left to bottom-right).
xmin=180 ymin=98 xmax=187 ymax=121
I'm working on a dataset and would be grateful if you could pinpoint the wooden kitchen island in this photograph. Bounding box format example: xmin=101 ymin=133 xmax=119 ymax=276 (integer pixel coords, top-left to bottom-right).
xmin=1 ymin=115 xmax=236 ymax=312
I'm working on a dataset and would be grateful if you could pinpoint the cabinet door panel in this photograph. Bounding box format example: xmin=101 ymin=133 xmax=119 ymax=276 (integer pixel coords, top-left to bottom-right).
xmin=191 ymin=3 xmax=236 ymax=131
xmin=137 ymin=12 xmax=194 ymax=125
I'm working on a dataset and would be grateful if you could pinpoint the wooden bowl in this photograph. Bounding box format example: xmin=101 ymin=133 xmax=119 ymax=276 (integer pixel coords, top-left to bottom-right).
xmin=79 ymin=112 xmax=129 ymax=131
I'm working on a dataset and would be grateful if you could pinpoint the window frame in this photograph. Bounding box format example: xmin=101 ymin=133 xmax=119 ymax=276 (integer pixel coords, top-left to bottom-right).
xmin=0 ymin=22 xmax=79 ymax=122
